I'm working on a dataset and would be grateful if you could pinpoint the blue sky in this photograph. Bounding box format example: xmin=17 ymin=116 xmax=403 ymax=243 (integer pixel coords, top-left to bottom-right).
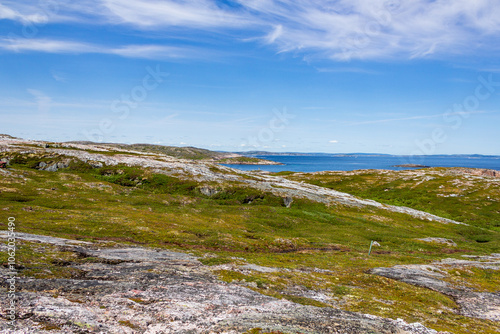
xmin=1 ymin=0 xmax=500 ymax=154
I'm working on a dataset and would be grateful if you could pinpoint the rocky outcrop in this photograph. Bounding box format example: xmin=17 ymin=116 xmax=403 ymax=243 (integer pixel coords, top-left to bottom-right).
xmin=37 ymin=160 xmax=71 ymax=172
xmin=370 ymin=255 xmax=500 ymax=321
xmin=0 ymin=137 xmax=466 ymax=225
xmin=457 ymin=168 xmax=500 ymax=178
xmin=417 ymin=238 xmax=457 ymax=247
xmin=198 ymin=186 xmax=220 ymax=197
xmin=0 ymin=233 xmax=444 ymax=334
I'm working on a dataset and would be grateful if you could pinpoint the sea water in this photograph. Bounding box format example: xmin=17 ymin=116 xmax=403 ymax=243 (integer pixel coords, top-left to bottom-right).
xmin=222 ymin=154 xmax=500 ymax=173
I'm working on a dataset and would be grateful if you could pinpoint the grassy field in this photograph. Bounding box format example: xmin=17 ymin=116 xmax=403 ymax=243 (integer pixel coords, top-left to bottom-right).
xmin=280 ymin=168 xmax=500 ymax=232
xmin=1 ymin=157 xmax=499 ymax=333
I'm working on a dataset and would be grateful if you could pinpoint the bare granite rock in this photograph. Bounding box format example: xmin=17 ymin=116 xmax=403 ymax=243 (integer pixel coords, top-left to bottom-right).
xmin=0 ymin=233 xmax=445 ymax=333
xmin=417 ymin=238 xmax=457 ymax=247
xmin=370 ymin=258 xmax=500 ymax=321
xmin=0 ymin=231 xmax=92 ymax=247
xmin=283 ymin=196 xmax=294 ymax=208
xmin=199 ymin=186 xmax=220 ymax=197
xmin=457 ymin=168 xmax=500 ymax=178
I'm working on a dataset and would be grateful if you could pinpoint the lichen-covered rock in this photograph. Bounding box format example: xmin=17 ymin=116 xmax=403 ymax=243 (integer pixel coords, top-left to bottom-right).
xmin=199 ymin=186 xmax=219 ymax=197
xmin=371 ymin=258 xmax=500 ymax=321
xmin=37 ymin=159 xmax=70 ymax=172
xmin=283 ymin=196 xmax=293 ymax=208
xmin=0 ymin=233 xmax=445 ymax=334
xmin=417 ymin=238 xmax=457 ymax=247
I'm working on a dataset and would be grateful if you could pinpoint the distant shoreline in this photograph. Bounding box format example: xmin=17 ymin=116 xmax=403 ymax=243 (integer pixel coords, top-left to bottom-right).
xmin=392 ymin=164 xmax=430 ymax=168
xmin=223 ymin=154 xmax=500 ymax=173
xmin=218 ymin=160 xmax=284 ymax=166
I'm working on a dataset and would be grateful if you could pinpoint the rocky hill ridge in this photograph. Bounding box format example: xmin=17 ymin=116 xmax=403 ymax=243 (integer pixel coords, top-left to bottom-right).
xmin=0 ymin=136 xmax=464 ymax=225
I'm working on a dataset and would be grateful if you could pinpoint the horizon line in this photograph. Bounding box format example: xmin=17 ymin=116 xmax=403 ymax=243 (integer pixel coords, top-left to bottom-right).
xmin=2 ymin=134 xmax=499 ymax=158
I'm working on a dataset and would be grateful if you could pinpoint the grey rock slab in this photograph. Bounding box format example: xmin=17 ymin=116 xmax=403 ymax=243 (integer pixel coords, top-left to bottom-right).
xmin=371 ymin=259 xmax=500 ymax=322
xmin=0 ymin=233 xmax=445 ymax=334
xmin=199 ymin=186 xmax=219 ymax=197
xmin=370 ymin=265 xmax=454 ymax=294
xmin=0 ymin=231 xmax=92 ymax=246
xmin=84 ymin=247 xmax=199 ymax=263
xmin=239 ymin=264 xmax=279 ymax=273
xmin=438 ymin=257 xmax=500 ymax=270
xmin=456 ymin=291 xmax=500 ymax=321
xmin=44 ymin=164 xmax=59 ymax=172
xmin=417 ymin=238 xmax=457 ymax=247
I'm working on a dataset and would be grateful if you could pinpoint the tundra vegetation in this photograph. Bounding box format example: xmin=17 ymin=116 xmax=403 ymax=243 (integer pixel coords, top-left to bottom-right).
xmin=0 ymin=137 xmax=499 ymax=333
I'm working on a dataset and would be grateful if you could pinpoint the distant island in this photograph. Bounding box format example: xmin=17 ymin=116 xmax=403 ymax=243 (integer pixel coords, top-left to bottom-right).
xmin=237 ymin=151 xmax=393 ymax=157
xmin=216 ymin=156 xmax=284 ymax=165
xmin=392 ymin=164 xmax=430 ymax=168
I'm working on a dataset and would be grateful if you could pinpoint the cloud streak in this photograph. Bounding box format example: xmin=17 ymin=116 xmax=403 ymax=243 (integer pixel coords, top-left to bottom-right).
xmin=27 ymin=89 xmax=52 ymax=114
xmin=1 ymin=0 xmax=500 ymax=61
xmin=101 ymin=0 xmax=254 ymax=29
xmin=0 ymin=3 xmax=49 ymax=24
xmin=0 ymin=38 xmax=210 ymax=60
xmin=247 ymin=0 xmax=500 ymax=60
xmin=349 ymin=110 xmax=491 ymax=126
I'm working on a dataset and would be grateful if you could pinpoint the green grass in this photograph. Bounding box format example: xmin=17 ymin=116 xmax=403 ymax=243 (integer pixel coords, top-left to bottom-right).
xmin=0 ymin=157 xmax=499 ymax=334
xmin=283 ymin=168 xmax=500 ymax=231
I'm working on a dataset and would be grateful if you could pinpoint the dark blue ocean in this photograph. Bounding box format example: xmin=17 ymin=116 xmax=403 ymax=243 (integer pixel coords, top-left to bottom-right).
xmin=223 ymin=155 xmax=500 ymax=173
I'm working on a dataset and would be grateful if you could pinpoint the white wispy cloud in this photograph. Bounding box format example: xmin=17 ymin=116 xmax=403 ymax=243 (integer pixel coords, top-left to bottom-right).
xmin=101 ymin=0 xmax=254 ymax=29
xmin=479 ymin=68 xmax=500 ymax=73
xmin=27 ymin=89 xmax=52 ymax=113
xmin=265 ymin=25 xmax=283 ymax=44
xmin=51 ymin=71 xmax=67 ymax=83
xmin=0 ymin=0 xmax=91 ymax=25
xmin=0 ymin=3 xmax=49 ymax=23
xmin=0 ymin=38 xmax=99 ymax=53
xmin=246 ymin=0 xmax=500 ymax=60
xmin=315 ymin=67 xmax=382 ymax=74
xmin=109 ymin=44 xmax=203 ymax=59
xmin=0 ymin=38 xmax=208 ymax=60
xmin=350 ymin=110 xmax=490 ymax=126
xmin=1 ymin=0 xmax=500 ymax=61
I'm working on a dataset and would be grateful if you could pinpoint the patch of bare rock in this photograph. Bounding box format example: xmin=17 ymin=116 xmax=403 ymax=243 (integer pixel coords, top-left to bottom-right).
xmin=456 ymin=168 xmax=500 ymax=178
xmin=0 ymin=233 xmax=445 ymax=333
xmin=417 ymin=238 xmax=457 ymax=247
xmin=370 ymin=255 xmax=500 ymax=322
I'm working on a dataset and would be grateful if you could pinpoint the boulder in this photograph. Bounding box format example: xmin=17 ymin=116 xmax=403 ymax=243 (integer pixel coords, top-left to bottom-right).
xmin=44 ymin=164 xmax=59 ymax=172
xmin=418 ymin=237 xmax=457 ymax=247
xmin=89 ymin=161 xmax=103 ymax=168
xmin=199 ymin=186 xmax=219 ymax=197
xmin=283 ymin=196 xmax=293 ymax=208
